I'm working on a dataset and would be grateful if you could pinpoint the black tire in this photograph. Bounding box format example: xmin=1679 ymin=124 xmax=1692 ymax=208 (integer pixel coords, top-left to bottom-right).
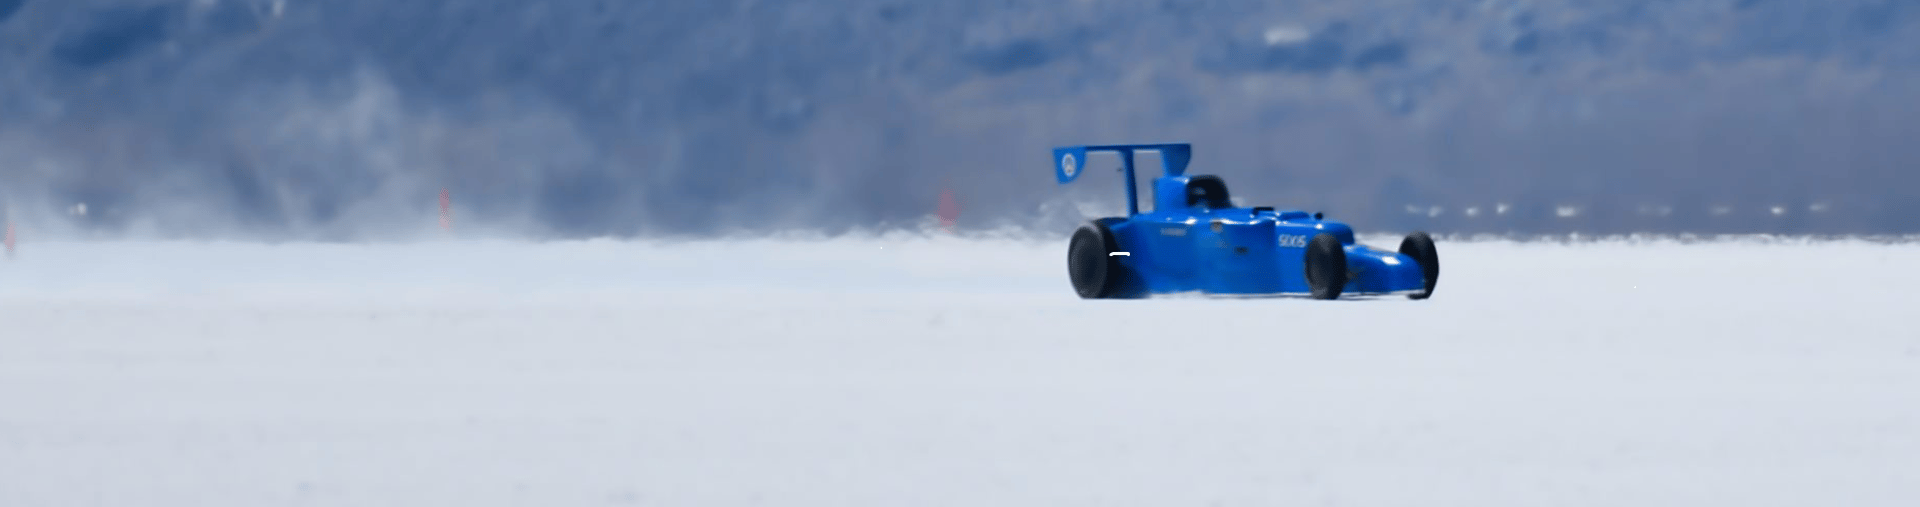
xmin=1399 ymin=232 xmax=1440 ymax=300
xmin=1304 ymin=233 xmax=1347 ymax=300
xmin=1067 ymin=219 xmax=1130 ymax=299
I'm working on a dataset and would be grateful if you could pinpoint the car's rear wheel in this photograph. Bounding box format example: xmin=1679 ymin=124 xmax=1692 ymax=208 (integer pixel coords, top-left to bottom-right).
xmin=1067 ymin=219 xmax=1130 ymax=299
xmin=1304 ymin=233 xmax=1347 ymax=300
xmin=1399 ymin=231 xmax=1440 ymax=300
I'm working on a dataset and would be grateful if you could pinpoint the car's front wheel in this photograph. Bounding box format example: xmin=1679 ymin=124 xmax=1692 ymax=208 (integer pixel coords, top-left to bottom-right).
xmin=1399 ymin=232 xmax=1440 ymax=300
xmin=1304 ymin=233 xmax=1347 ymax=300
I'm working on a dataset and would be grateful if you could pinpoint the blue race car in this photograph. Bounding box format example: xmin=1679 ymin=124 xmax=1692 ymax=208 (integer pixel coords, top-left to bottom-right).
xmin=1054 ymin=143 xmax=1439 ymax=300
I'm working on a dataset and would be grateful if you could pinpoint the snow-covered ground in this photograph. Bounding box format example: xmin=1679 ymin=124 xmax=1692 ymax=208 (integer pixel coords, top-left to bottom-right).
xmin=2 ymin=236 xmax=1917 ymax=506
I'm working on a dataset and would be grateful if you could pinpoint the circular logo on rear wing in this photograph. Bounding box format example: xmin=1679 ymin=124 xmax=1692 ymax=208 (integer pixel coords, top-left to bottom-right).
xmin=1061 ymin=153 xmax=1078 ymax=178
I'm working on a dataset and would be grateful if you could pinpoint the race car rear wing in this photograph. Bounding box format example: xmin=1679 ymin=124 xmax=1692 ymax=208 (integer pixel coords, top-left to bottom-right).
xmin=1053 ymin=143 xmax=1192 ymax=216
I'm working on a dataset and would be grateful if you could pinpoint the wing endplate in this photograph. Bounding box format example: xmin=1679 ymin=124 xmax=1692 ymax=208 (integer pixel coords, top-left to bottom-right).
xmin=1053 ymin=147 xmax=1090 ymax=184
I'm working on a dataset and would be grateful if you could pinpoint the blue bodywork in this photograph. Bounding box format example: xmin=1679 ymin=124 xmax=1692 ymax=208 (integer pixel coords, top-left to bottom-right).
xmin=1055 ymin=143 xmax=1429 ymax=297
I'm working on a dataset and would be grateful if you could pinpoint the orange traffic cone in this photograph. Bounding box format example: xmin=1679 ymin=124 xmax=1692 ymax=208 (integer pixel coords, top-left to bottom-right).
xmin=937 ymin=186 xmax=960 ymax=234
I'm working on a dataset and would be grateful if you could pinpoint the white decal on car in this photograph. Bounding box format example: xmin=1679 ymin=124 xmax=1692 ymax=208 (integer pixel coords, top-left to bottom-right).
xmin=1061 ymin=153 xmax=1078 ymax=178
xmin=1277 ymin=234 xmax=1309 ymax=248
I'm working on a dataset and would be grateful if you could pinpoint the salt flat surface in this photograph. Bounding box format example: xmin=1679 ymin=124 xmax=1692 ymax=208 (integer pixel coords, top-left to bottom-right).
xmin=2 ymin=236 xmax=1918 ymax=506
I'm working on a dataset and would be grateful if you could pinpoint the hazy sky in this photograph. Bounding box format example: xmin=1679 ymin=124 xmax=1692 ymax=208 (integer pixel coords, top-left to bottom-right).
xmin=1 ymin=0 xmax=1915 ymax=239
